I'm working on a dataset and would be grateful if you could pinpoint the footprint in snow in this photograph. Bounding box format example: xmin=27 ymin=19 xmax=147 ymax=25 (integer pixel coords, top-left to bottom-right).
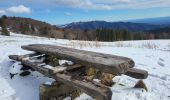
xmin=157 ymin=58 xmax=165 ymax=67
xmin=159 ymin=58 xmax=164 ymax=62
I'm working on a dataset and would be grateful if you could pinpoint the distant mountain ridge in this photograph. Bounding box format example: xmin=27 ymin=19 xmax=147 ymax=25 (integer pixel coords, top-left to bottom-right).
xmin=64 ymin=21 xmax=161 ymax=32
xmin=1 ymin=16 xmax=170 ymax=41
xmin=129 ymin=16 xmax=170 ymax=25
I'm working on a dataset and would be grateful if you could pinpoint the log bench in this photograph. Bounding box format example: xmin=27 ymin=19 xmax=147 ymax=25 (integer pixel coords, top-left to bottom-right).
xmin=9 ymin=44 xmax=148 ymax=100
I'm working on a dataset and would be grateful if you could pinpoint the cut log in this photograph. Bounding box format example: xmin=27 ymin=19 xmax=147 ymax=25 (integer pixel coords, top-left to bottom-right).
xmin=17 ymin=58 xmax=112 ymax=100
xmin=21 ymin=44 xmax=135 ymax=75
xmin=125 ymin=68 xmax=148 ymax=79
xmin=9 ymin=53 xmax=41 ymax=61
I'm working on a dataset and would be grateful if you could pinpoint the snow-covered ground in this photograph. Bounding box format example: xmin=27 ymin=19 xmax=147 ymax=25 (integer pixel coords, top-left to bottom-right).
xmin=0 ymin=32 xmax=170 ymax=100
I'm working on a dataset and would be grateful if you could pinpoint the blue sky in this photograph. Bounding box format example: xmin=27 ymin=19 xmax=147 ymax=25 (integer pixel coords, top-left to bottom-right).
xmin=0 ymin=0 xmax=170 ymax=25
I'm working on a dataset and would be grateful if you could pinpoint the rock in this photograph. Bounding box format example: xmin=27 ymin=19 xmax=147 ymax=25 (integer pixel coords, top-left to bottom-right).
xmin=119 ymin=83 xmax=125 ymax=86
xmin=19 ymin=71 xmax=31 ymax=77
xmin=9 ymin=73 xmax=17 ymax=79
xmin=20 ymin=64 xmax=35 ymax=71
xmin=134 ymin=80 xmax=148 ymax=92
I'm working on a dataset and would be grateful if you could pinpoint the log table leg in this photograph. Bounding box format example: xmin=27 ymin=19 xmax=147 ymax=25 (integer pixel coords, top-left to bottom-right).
xmin=39 ymin=81 xmax=82 ymax=100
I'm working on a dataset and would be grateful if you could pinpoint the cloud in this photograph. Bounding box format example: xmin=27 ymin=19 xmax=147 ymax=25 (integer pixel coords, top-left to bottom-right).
xmin=7 ymin=5 xmax=31 ymax=14
xmin=0 ymin=10 xmax=6 ymax=15
xmin=55 ymin=0 xmax=112 ymax=10
xmin=1 ymin=0 xmax=170 ymax=12
xmin=93 ymin=0 xmax=131 ymax=4
xmin=65 ymin=12 xmax=73 ymax=16
xmin=55 ymin=0 xmax=170 ymax=10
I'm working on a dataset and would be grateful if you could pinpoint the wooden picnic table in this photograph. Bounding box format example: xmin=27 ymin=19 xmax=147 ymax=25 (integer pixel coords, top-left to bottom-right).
xmin=9 ymin=44 xmax=148 ymax=100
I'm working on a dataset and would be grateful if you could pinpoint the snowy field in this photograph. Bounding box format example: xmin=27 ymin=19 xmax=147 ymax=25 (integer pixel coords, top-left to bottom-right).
xmin=0 ymin=32 xmax=170 ymax=100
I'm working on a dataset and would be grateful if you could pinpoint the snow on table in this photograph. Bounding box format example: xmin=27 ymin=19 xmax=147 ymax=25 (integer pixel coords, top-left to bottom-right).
xmin=0 ymin=33 xmax=170 ymax=100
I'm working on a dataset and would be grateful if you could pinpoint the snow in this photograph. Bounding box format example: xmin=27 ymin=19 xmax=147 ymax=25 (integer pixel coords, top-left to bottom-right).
xmin=9 ymin=62 xmax=22 ymax=74
xmin=0 ymin=32 xmax=170 ymax=100
xmin=59 ymin=60 xmax=74 ymax=66
xmin=43 ymin=65 xmax=54 ymax=69
xmin=44 ymin=81 xmax=53 ymax=85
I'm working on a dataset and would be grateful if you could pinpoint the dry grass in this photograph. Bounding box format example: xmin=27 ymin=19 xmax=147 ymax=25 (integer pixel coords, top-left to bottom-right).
xmin=113 ymin=41 xmax=159 ymax=50
xmin=65 ymin=40 xmax=161 ymax=50
xmin=140 ymin=42 xmax=158 ymax=49
xmin=3 ymin=40 xmax=18 ymax=43
xmin=125 ymin=43 xmax=133 ymax=47
xmin=168 ymin=43 xmax=170 ymax=51
xmin=67 ymin=40 xmax=102 ymax=49
xmin=114 ymin=41 xmax=124 ymax=47
xmin=67 ymin=40 xmax=159 ymax=50
xmin=114 ymin=41 xmax=132 ymax=47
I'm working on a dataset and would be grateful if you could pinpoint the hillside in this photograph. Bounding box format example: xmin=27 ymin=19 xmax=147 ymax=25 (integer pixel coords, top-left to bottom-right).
xmin=5 ymin=17 xmax=65 ymax=38
xmin=64 ymin=21 xmax=161 ymax=31
xmin=1 ymin=17 xmax=96 ymax=41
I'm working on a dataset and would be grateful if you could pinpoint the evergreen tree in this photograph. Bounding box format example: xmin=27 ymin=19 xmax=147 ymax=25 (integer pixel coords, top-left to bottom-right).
xmin=1 ymin=15 xmax=7 ymax=19
xmin=30 ymin=24 xmax=35 ymax=31
xmin=96 ymin=29 xmax=135 ymax=41
xmin=0 ymin=15 xmax=10 ymax=36
xmin=95 ymin=28 xmax=153 ymax=41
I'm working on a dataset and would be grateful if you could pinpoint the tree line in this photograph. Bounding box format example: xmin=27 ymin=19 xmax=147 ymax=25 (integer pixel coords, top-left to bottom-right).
xmin=95 ymin=29 xmax=162 ymax=41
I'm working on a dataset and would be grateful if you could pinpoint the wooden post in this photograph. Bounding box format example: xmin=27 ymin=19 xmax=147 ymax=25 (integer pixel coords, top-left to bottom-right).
xmin=39 ymin=82 xmax=82 ymax=100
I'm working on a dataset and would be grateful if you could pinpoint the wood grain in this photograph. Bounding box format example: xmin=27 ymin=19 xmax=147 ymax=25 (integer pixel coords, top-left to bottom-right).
xmin=22 ymin=44 xmax=135 ymax=75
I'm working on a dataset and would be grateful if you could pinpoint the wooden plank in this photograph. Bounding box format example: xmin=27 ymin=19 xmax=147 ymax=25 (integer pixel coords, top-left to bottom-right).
xmin=53 ymin=73 xmax=112 ymax=100
xmin=9 ymin=53 xmax=39 ymax=61
xmin=19 ymin=59 xmax=112 ymax=100
xmin=21 ymin=60 xmax=53 ymax=77
xmin=9 ymin=54 xmax=82 ymax=73
xmin=21 ymin=44 xmax=135 ymax=75
xmin=9 ymin=54 xmax=148 ymax=79
xmin=52 ymin=66 xmax=67 ymax=73
xmin=9 ymin=54 xmax=52 ymax=76
xmin=66 ymin=64 xmax=82 ymax=71
xmin=125 ymin=68 xmax=148 ymax=79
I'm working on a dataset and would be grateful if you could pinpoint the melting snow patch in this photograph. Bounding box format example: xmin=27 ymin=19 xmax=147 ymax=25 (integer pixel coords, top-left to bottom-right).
xmin=59 ymin=60 xmax=74 ymax=65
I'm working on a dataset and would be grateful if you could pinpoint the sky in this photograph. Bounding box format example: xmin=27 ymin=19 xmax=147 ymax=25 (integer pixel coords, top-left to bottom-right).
xmin=0 ymin=0 xmax=170 ymax=25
